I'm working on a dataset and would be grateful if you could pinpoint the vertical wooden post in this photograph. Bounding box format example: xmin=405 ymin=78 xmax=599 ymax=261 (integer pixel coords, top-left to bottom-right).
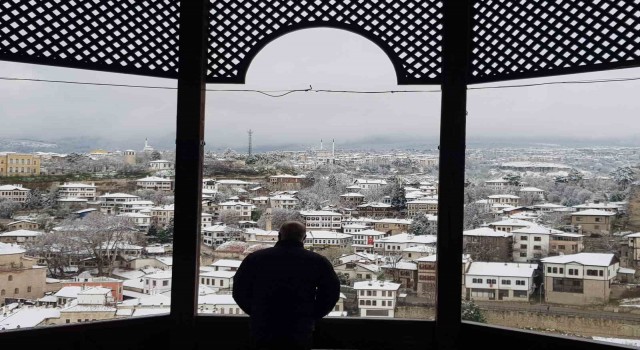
xmin=170 ymin=0 xmax=208 ymax=344
xmin=436 ymin=1 xmax=471 ymax=349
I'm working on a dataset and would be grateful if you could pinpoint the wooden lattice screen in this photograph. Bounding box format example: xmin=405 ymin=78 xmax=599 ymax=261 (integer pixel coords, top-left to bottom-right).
xmin=0 ymin=0 xmax=639 ymax=84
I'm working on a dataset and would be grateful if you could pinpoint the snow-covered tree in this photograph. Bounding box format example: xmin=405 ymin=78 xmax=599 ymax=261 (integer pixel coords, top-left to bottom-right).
xmin=410 ymin=213 xmax=436 ymax=235
xmin=461 ymin=299 xmax=487 ymax=323
xmin=0 ymin=199 xmax=21 ymax=219
xmin=503 ymin=173 xmax=522 ymax=186
xmin=257 ymin=208 xmax=302 ymax=230
xmin=611 ymin=166 xmax=636 ymax=190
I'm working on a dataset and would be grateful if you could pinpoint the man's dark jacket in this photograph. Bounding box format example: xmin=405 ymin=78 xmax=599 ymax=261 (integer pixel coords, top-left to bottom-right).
xmin=232 ymin=240 xmax=341 ymax=342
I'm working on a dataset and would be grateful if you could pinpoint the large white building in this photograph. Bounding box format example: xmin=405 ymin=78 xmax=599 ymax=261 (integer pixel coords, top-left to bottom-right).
xmin=464 ymin=262 xmax=537 ymax=301
xmin=218 ymin=201 xmax=254 ymax=221
xmin=354 ymin=280 xmax=401 ymax=318
xmin=305 ymin=231 xmax=352 ymax=248
xmin=136 ymin=176 xmax=174 ymax=192
xmin=511 ymin=225 xmax=561 ymax=262
xmin=374 ymin=233 xmax=437 ymax=256
xmin=149 ymin=160 xmax=174 ymax=171
xmin=96 ymin=193 xmax=142 ymax=214
xmin=0 ymin=184 xmax=30 ymax=202
xmin=57 ymin=182 xmax=97 ymax=201
xmin=268 ymin=194 xmax=299 ymax=210
xmin=300 ymin=210 xmax=342 ymax=231
xmin=353 ymin=179 xmax=387 ymax=190
xmin=348 ymin=229 xmax=391 ymax=253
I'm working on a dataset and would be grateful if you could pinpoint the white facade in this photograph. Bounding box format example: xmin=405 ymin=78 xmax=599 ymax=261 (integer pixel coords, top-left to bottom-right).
xmin=96 ymin=193 xmax=142 ymax=214
xmin=58 ymin=182 xmax=97 ymax=201
xmin=348 ymin=229 xmax=390 ymax=252
xmin=300 ymin=210 xmax=342 ymax=231
xmin=136 ymin=176 xmax=173 ymax=192
xmin=353 ymin=179 xmax=388 ymax=190
xmin=305 ymin=231 xmax=352 ymax=248
xmin=199 ymin=270 xmax=235 ymax=291
xmin=268 ymin=195 xmax=299 ymax=210
xmin=0 ymin=185 xmax=30 ymax=202
xmin=149 ymin=160 xmax=174 ymax=170
xmin=374 ymin=233 xmax=437 ymax=255
xmin=143 ymin=271 xmax=172 ymax=295
xmin=354 ymin=280 xmax=400 ymax=318
xmin=218 ymin=201 xmax=254 ymax=220
xmin=117 ymin=213 xmax=151 ymax=229
xmin=511 ymin=225 xmax=558 ymax=262
xmin=464 ymin=262 xmax=537 ymax=301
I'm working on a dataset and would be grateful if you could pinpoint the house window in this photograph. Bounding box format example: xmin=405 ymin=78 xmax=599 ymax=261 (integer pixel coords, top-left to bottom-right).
xmin=552 ymin=267 xmax=558 ymax=273
xmin=367 ymin=290 xmax=372 ymax=296
xmin=0 ymin=289 xmax=4 ymax=296
xmin=381 ymin=291 xmax=386 ymax=297
xmin=520 ymin=236 xmax=527 ymax=241
xmin=487 ymin=279 xmax=497 ymax=285
xmin=8 ymin=275 xmax=12 ymax=281
xmin=595 ymin=217 xmax=601 ymax=222
xmin=163 ymin=281 xmax=169 ymax=286
xmin=388 ymin=301 xmax=393 ymax=307
xmin=14 ymin=288 xmax=19 ymax=294
xmin=515 ymin=280 xmax=525 ymax=286
xmin=27 ymin=286 xmax=31 ymax=292
xmin=520 ymin=244 xmax=527 ymax=249
xmin=586 ymin=269 xmax=599 ymax=276
xmin=534 ymin=237 xmax=541 ymax=241
xmin=381 ymin=301 xmax=386 ymax=306
xmin=359 ymin=300 xmax=364 ymax=305
xmin=366 ymin=300 xmax=371 ymax=306
xmin=547 ymin=267 xmax=551 ymax=273
xmin=533 ymin=245 xmax=541 ymax=250
xmin=520 ymin=252 xmax=527 ymax=257
xmin=501 ymin=280 xmax=511 ymax=285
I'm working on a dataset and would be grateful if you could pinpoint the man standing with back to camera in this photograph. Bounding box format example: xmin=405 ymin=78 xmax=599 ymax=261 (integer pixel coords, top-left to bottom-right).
xmin=233 ymin=221 xmax=341 ymax=350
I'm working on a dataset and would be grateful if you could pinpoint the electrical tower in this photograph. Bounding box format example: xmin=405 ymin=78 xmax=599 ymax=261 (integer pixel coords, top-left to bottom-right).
xmin=248 ymin=129 xmax=253 ymax=158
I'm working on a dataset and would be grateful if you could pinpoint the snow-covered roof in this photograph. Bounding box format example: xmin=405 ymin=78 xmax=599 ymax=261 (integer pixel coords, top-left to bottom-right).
xmin=511 ymin=225 xmax=564 ymax=235
xmin=382 ymin=261 xmax=417 ymax=271
xmin=300 ymin=210 xmax=342 ymax=216
xmin=488 ymin=218 xmax=533 ymax=227
xmin=358 ymin=202 xmax=392 ymax=208
xmin=199 ymin=270 xmax=236 ymax=278
xmin=353 ymin=280 xmax=401 ymax=291
xmin=269 ymin=195 xmax=298 ymax=200
xmin=372 ymin=218 xmax=413 ymax=225
xmin=340 ymin=192 xmax=365 ymax=197
xmin=0 ymin=229 xmax=42 ymax=237
xmin=354 ymin=179 xmax=388 ymax=185
xmin=270 ymin=174 xmax=305 ymax=179
xmin=59 ymin=183 xmax=96 ymax=188
xmin=121 ymin=293 xmax=171 ymax=307
xmin=0 ymin=242 xmax=25 ymax=255
xmin=541 ymin=253 xmax=616 ymax=267
xmin=518 ymin=187 xmax=545 ymax=192
xmin=463 ymin=227 xmax=512 ymax=237
xmin=144 ymin=271 xmax=173 ymax=279
xmin=403 ymin=245 xmax=437 ymax=253
xmin=625 ymin=232 xmax=640 ymax=238
xmin=55 ymin=286 xmax=83 ymax=299
xmin=136 ymin=176 xmax=173 ymax=182
xmin=573 ymin=203 xmax=620 ymax=210
xmin=488 ymin=194 xmax=520 ymax=199
xmin=0 ymin=185 xmax=28 ymax=191
xmin=500 ymin=161 xmax=570 ymax=169
xmin=349 ymin=229 xmax=387 ymax=236
xmin=533 ymin=203 xmax=566 ymax=209
xmin=155 ymin=257 xmax=173 ymax=266
xmin=216 ymin=241 xmax=249 ymax=252
xmin=210 ymin=259 xmax=242 ymax=268
xmin=485 ymin=179 xmax=509 ymax=183
xmin=550 ymin=232 xmax=585 ymax=238
xmin=570 ymin=209 xmax=616 ymax=216
xmin=78 ymin=287 xmax=112 ymax=295
xmin=118 ymin=213 xmax=151 ymax=219
xmin=0 ymin=308 xmax=60 ymax=330
xmin=218 ymin=201 xmax=253 ymax=206
xmin=375 ymin=233 xmax=437 ymax=244
xmin=198 ymin=294 xmax=238 ymax=306
xmin=98 ymin=193 xmax=141 ymax=198
xmin=306 ymin=231 xmax=351 ymax=239
xmin=407 ymin=199 xmax=438 ymax=204
xmin=466 ymin=262 xmax=537 ymax=278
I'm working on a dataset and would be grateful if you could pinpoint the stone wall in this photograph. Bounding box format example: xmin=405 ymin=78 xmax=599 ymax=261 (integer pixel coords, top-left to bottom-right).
xmin=396 ymin=305 xmax=640 ymax=338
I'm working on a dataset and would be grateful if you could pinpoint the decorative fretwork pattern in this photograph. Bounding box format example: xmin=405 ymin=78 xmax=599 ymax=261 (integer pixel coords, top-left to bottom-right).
xmin=471 ymin=0 xmax=640 ymax=83
xmin=0 ymin=0 xmax=180 ymax=78
xmin=207 ymin=0 xmax=443 ymax=84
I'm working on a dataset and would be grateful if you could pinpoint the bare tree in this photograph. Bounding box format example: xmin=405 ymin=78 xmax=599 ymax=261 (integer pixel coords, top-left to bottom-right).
xmin=57 ymin=213 xmax=138 ymax=276
xmin=219 ymin=210 xmax=242 ymax=225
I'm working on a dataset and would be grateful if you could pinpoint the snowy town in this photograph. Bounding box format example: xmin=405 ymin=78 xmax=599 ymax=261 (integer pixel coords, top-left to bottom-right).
xmin=1 ymin=139 xmax=640 ymax=346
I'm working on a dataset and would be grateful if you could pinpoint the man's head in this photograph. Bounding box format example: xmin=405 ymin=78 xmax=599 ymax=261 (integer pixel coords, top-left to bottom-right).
xmin=278 ymin=221 xmax=307 ymax=242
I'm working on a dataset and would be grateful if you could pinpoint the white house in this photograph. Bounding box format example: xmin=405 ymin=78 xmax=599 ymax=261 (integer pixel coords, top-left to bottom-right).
xmin=218 ymin=201 xmax=254 ymax=221
xmin=96 ymin=193 xmax=142 ymax=214
xmin=0 ymin=184 xmax=30 ymax=202
xmin=0 ymin=229 xmax=42 ymax=244
xmin=511 ymin=224 xmax=561 ymax=262
xmin=143 ymin=271 xmax=172 ymax=295
xmin=342 ymin=224 xmax=369 ymax=234
xmin=300 ymin=210 xmax=342 ymax=231
xmin=305 ymin=231 xmax=352 ymax=248
xmin=353 ymin=179 xmax=388 ymax=190
xmin=202 ymin=225 xmax=228 ymax=247
xmin=150 ymin=204 xmax=174 ymax=228
xmin=118 ymin=200 xmax=155 ymax=213
xmin=354 ymin=280 xmax=401 ymax=318
xmin=347 ymin=229 xmax=390 ymax=252
xmin=117 ymin=213 xmax=151 ymax=230
xmin=136 ymin=176 xmax=174 ymax=192
xmin=198 ymin=294 xmax=244 ymax=315
xmin=484 ymin=178 xmax=511 ymax=190
xmin=517 ymin=187 xmax=545 ymax=201
xmin=210 ymin=259 xmax=242 ymax=272
xmin=268 ymin=194 xmax=299 ymax=210
xmin=464 ymin=262 xmax=537 ymax=301
xmin=57 ymin=182 xmax=97 ymax=201
xmin=374 ymin=233 xmax=437 ymax=256
xmin=199 ymin=270 xmax=235 ymax=291
xmin=488 ymin=194 xmax=520 ymax=207
xmin=541 ymin=253 xmax=619 ymax=305
xmin=149 ymin=160 xmax=174 ymax=171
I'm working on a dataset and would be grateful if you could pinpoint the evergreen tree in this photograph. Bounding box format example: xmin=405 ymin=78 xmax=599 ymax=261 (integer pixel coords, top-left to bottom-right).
xmin=461 ymin=299 xmax=487 ymax=323
xmin=410 ymin=213 xmax=436 ymax=235
xmin=389 ymin=177 xmax=406 ymax=210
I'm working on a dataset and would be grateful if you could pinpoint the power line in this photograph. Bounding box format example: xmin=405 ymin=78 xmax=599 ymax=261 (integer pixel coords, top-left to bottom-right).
xmin=1 ymin=75 xmax=640 ymax=97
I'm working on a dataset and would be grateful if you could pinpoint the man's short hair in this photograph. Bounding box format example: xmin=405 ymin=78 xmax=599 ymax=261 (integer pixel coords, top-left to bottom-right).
xmin=279 ymin=221 xmax=306 ymax=242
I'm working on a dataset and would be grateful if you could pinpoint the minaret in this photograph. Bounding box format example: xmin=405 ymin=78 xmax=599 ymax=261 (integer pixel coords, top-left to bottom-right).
xmin=320 ymin=139 xmax=323 ymax=150
xmin=332 ymin=139 xmax=335 ymax=157
xmin=248 ymin=129 xmax=253 ymax=158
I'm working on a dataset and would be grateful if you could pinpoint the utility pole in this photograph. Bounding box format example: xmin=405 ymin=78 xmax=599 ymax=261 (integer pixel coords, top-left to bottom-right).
xmin=248 ymin=129 xmax=253 ymax=158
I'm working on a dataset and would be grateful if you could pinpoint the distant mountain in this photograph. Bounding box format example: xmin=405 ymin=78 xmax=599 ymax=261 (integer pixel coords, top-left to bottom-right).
xmin=0 ymin=139 xmax=59 ymax=153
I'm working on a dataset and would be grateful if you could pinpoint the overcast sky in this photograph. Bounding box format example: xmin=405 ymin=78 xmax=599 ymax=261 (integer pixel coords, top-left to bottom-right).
xmin=0 ymin=28 xmax=639 ymax=152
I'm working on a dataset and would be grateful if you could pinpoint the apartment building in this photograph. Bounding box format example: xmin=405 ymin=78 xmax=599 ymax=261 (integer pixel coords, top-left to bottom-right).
xmin=374 ymin=233 xmax=437 ymax=256
xmin=550 ymin=232 xmax=585 ymax=256
xmin=268 ymin=194 xmax=298 ymax=210
xmin=0 ymin=153 xmax=40 ymax=176
xmin=0 ymin=184 xmax=30 ymax=202
xmin=218 ymin=201 xmax=254 ymax=221
xmin=96 ymin=193 xmax=142 ymax=214
xmin=511 ymin=225 xmax=556 ymax=262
